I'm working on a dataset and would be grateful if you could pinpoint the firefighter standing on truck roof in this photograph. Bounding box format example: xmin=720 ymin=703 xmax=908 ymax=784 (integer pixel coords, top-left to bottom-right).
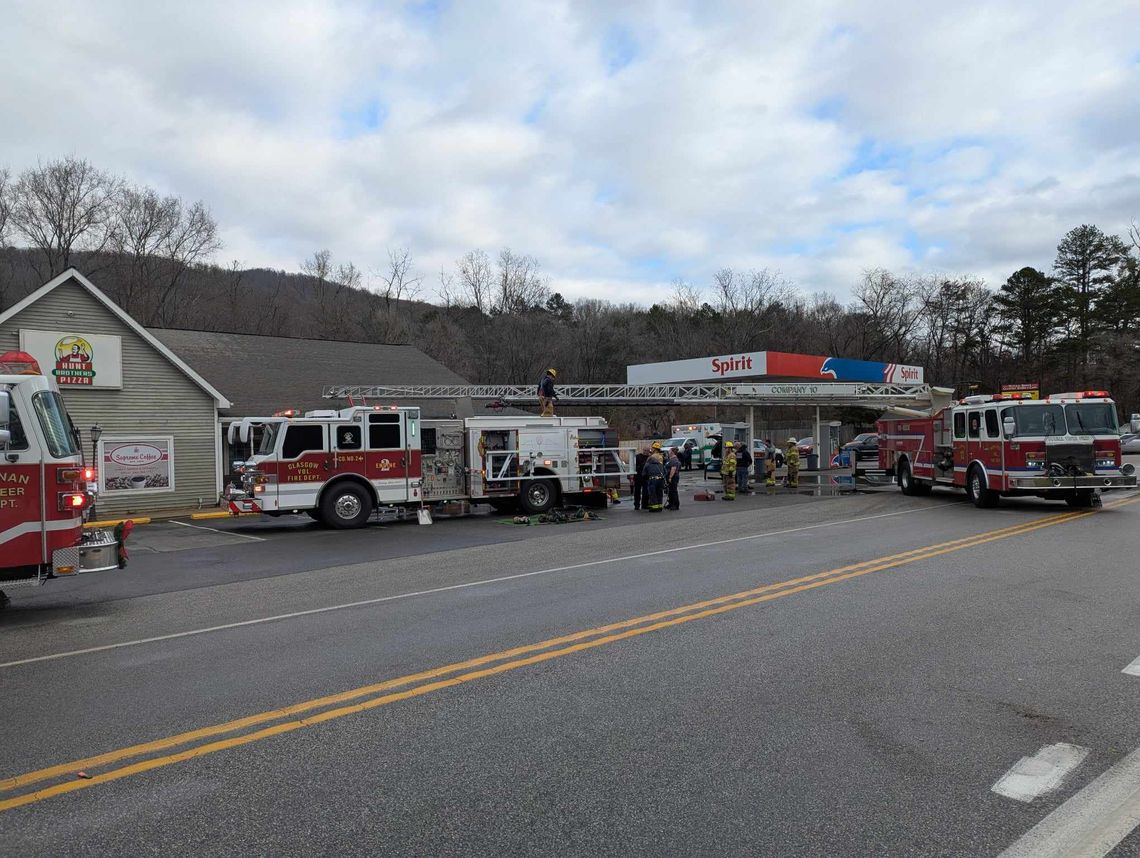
xmin=538 ymin=368 xmax=558 ymax=416
xmin=721 ymin=440 xmax=737 ymax=500
xmin=784 ymin=438 xmax=800 ymax=488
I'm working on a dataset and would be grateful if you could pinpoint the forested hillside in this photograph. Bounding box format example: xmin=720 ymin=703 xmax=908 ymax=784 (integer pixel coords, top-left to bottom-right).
xmin=3 ymin=158 xmax=1138 ymax=416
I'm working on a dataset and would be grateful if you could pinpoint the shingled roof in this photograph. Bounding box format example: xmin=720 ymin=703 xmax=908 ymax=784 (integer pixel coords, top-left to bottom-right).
xmin=147 ymin=328 xmax=475 ymax=418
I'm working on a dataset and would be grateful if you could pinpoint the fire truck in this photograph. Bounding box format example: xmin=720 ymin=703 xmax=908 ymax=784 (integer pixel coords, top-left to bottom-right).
xmin=225 ymin=407 xmax=628 ymax=527
xmin=0 ymin=352 xmax=121 ymax=608
xmin=878 ymin=390 xmax=1137 ymax=508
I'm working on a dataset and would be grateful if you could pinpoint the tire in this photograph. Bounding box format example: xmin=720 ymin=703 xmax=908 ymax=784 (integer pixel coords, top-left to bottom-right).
xmin=899 ymin=462 xmax=917 ymax=496
xmin=520 ymin=478 xmax=558 ymax=515
xmin=967 ymin=466 xmax=998 ymax=508
xmin=1065 ymin=490 xmax=1095 ymax=508
xmin=319 ymin=483 xmax=373 ymax=529
xmin=305 ymin=509 xmax=322 ymax=521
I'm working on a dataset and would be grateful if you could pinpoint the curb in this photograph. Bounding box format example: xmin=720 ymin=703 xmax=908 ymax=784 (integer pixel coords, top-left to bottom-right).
xmin=84 ymin=517 xmax=151 ymax=530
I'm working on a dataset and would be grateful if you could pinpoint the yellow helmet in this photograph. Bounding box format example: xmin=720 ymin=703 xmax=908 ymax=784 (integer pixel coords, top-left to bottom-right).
xmin=652 ymin=441 xmax=662 ymax=449
xmin=725 ymin=440 xmax=734 ymax=448
xmin=547 ymin=368 xmax=557 ymax=377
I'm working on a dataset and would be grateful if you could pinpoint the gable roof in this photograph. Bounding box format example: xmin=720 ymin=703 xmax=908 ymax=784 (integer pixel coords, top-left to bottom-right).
xmin=0 ymin=268 xmax=231 ymax=408
xmin=147 ymin=328 xmax=474 ymax=418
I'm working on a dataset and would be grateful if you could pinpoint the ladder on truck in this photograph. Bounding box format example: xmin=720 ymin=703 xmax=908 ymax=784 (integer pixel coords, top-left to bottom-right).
xmin=324 ymin=382 xmax=943 ymax=408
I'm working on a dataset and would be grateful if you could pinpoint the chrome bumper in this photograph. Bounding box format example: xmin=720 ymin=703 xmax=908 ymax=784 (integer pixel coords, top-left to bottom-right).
xmin=1008 ymin=474 xmax=1138 ymax=490
xmin=52 ymin=529 xmax=119 ymax=575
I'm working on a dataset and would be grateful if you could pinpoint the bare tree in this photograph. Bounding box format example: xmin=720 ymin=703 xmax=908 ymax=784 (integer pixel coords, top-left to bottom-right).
xmin=10 ymin=157 xmax=120 ymax=279
xmin=456 ymin=249 xmax=493 ymax=314
xmin=303 ymin=249 xmax=361 ymax=338
xmin=0 ymin=168 xmax=11 ymax=246
xmin=110 ymin=186 xmax=221 ymax=324
xmin=494 ymin=248 xmax=549 ymax=315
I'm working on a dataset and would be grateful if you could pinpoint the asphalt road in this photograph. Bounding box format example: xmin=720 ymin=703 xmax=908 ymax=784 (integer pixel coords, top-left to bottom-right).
xmin=2 ymin=483 xmax=1139 ymax=856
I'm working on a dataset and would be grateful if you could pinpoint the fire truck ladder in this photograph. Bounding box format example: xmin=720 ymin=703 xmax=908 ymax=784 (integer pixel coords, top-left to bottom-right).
xmin=323 ymin=382 xmax=940 ymax=408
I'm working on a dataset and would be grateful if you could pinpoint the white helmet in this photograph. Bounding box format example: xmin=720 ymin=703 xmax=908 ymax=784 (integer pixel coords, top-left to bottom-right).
xmin=787 ymin=437 xmax=798 ymax=445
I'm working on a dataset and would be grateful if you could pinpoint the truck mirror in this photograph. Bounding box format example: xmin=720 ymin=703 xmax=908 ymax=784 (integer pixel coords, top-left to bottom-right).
xmin=0 ymin=391 xmax=8 ymax=450
xmin=1003 ymin=416 xmax=1016 ymax=437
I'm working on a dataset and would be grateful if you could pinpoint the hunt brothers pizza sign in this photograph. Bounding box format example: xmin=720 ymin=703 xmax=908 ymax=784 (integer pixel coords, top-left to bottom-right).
xmin=53 ymin=335 xmax=97 ymax=385
xmin=19 ymin=329 xmax=124 ymax=390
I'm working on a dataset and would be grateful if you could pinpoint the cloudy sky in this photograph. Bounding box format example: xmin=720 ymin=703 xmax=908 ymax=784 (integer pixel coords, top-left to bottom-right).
xmin=3 ymin=0 xmax=1139 ymax=304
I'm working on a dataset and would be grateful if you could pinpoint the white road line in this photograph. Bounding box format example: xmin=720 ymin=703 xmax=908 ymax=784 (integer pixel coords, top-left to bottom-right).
xmin=1123 ymin=655 xmax=1140 ymax=677
xmin=992 ymin=743 xmax=1090 ymax=802
xmin=168 ymin=520 xmax=266 ymax=542
xmin=0 ymin=505 xmax=937 ymax=670
xmin=999 ymin=744 xmax=1140 ymax=857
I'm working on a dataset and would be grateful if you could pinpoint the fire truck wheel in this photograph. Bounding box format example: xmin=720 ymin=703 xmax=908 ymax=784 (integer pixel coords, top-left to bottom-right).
xmin=1065 ymin=490 xmax=1095 ymax=508
xmin=520 ymin=479 xmax=558 ymax=515
xmin=899 ymin=462 xmax=917 ymax=495
xmin=967 ymin=466 xmax=999 ymax=508
xmin=305 ymin=509 xmax=323 ymax=522
xmin=0 ymin=590 xmax=9 ymax=611
xmin=320 ymin=483 xmax=373 ymax=529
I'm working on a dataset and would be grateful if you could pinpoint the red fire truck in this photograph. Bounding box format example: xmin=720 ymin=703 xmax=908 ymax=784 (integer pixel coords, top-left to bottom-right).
xmin=878 ymin=390 xmax=1137 ymax=508
xmin=0 ymin=353 xmax=121 ymax=608
xmin=225 ymin=407 xmax=627 ymax=527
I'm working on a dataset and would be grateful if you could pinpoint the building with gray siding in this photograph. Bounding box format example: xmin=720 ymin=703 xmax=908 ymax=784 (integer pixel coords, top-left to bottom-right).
xmin=0 ymin=270 xmax=229 ymax=516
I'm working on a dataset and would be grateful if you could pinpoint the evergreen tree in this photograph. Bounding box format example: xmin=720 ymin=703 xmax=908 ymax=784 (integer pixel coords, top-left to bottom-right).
xmin=991 ymin=267 xmax=1061 ymax=374
xmin=1053 ymin=224 xmax=1128 ymax=379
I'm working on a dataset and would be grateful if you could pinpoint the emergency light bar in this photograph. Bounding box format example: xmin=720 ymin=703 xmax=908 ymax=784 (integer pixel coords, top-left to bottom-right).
xmin=1047 ymin=391 xmax=1110 ymax=400
xmin=0 ymin=350 xmax=42 ymax=375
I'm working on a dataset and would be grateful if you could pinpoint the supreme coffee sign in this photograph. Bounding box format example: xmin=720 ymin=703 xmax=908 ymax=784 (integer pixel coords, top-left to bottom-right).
xmin=19 ymin=329 xmax=123 ymax=389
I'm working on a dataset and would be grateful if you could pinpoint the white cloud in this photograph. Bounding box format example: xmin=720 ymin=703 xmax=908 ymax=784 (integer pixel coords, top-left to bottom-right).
xmin=2 ymin=0 xmax=1138 ymax=302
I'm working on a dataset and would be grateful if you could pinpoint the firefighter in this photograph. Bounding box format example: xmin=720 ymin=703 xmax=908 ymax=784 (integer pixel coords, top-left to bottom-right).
xmin=765 ymin=438 xmax=778 ymax=486
xmin=644 ymin=441 xmax=665 ymax=511
xmin=632 ymin=445 xmax=650 ymax=510
xmin=784 ymin=437 xmax=800 ymax=488
xmin=665 ymin=446 xmax=682 ymax=510
xmin=720 ymin=440 xmax=737 ymax=500
xmin=537 ymin=368 xmax=558 ymax=416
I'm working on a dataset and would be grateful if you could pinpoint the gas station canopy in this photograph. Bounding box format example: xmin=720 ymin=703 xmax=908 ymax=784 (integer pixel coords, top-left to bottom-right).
xmin=627 ymin=350 xmax=924 ymax=386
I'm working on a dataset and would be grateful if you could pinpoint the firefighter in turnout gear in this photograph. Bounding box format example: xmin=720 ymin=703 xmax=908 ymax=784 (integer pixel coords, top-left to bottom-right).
xmin=765 ymin=438 xmax=778 ymax=486
xmin=644 ymin=441 xmax=666 ymax=511
xmin=720 ymin=440 xmax=738 ymax=500
xmin=538 ymin=368 xmax=558 ymax=416
xmin=784 ymin=438 xmax=800 ymax=488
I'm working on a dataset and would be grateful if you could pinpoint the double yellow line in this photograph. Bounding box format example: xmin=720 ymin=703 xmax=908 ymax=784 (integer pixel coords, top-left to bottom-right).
xmin=2 ymin=497 xmax=1135 ymax=813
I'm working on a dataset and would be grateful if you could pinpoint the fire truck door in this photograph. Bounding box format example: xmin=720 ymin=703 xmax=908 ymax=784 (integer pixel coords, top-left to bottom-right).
xmin=366 ymin=412 xmax=410 ymax=502
xmin=0 ymin=392 xmax=47 ymax=565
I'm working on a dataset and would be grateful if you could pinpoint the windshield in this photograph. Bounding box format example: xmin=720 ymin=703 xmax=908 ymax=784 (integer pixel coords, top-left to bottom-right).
xmin=1007 ymin=404 xmax=1064 ymax=436
xmin=32 ymin=391 xmax=79 ymax=458
xmin=1064 ymin=403 xmax=1118 ymax=435
xmin=257 ymin=423 xmax=282 ymax=455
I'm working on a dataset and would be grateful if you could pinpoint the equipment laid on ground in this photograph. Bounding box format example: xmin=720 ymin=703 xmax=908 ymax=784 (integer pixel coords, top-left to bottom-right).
xmin=225 ymin=408 xmax=629 ymax=528
xmin=0 ymin=352 xmax=123 ymax=608
xmin=878 ymin=390 xmax=1136 ymax=508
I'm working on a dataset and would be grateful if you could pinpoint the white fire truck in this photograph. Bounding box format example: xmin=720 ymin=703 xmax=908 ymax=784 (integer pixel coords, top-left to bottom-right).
xmin=225 ymin=407 xmax=628 ymax=527
xmin=878 ymin=390 xmax=1137 ymax=508
xmin=0 ymin=352 xmax=121 ymax=608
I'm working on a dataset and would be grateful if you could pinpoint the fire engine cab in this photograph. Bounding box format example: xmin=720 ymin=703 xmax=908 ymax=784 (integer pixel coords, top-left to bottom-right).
xmin=226 ymin=407 xmax=627 ymax=527
xmin=878 ymin=390 xmax=1137 ymax=508
xmin=0 ymin=352 xmax=121 ymax=608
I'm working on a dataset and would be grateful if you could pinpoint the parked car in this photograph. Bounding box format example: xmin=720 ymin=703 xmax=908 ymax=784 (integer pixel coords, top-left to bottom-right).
xmin=842 ymin=432 xmax=879 ymax=454
xmin=1121 ymin=433 xmax=1140 ymax=454
xmin=752 ymin=438 xmax=785 ymax=468
xmin=796 ymin=437 xmax=815 ymax=458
